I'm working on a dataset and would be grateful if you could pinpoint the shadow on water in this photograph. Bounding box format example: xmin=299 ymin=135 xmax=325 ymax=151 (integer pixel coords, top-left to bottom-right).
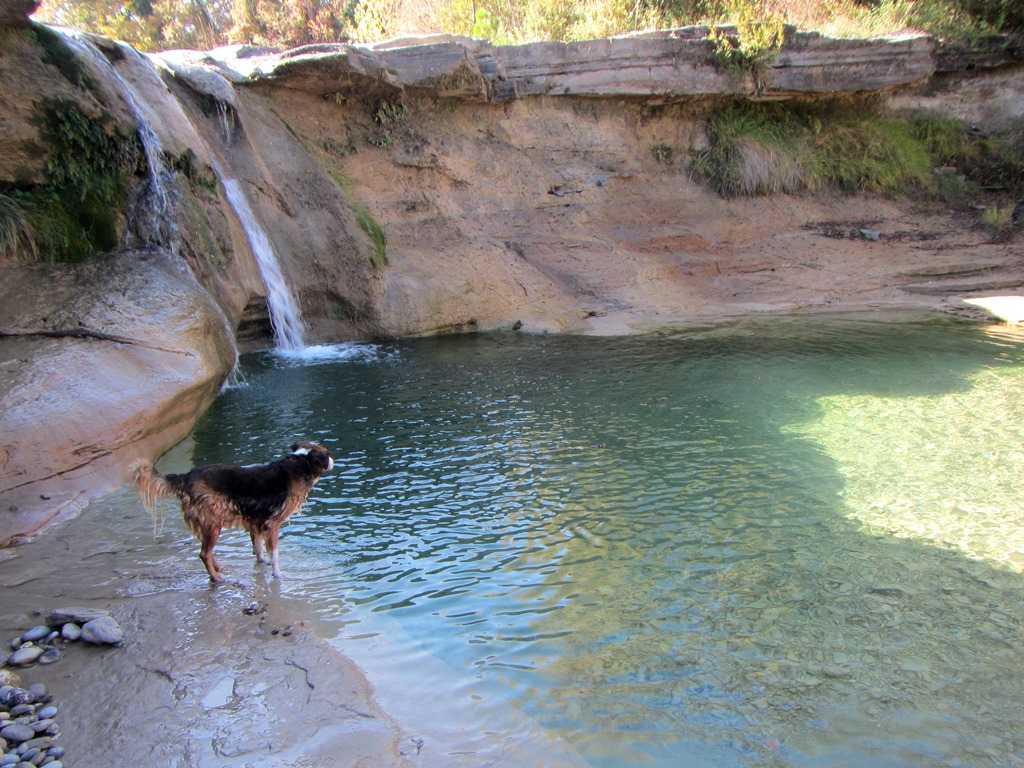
xmin=3 ymin=315 xmax=1022 ymax=767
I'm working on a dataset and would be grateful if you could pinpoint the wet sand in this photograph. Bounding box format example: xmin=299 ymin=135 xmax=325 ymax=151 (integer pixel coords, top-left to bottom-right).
xmin=0 ymin=478 xmax=415 ymax=768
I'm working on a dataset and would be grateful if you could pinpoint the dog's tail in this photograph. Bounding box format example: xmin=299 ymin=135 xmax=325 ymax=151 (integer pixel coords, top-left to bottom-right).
xmin=129 ymin=459 xmax=176 ymax=534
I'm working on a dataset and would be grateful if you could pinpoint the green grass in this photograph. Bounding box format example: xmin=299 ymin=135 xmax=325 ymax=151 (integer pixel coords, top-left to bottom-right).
xmin=0 ymin=192 xmax=37 ymax=261
xmin=689 ymin=100 xmax=1024 ymax=200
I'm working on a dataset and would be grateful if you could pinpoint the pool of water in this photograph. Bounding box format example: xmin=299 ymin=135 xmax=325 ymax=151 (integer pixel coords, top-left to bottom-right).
xmin=183 ymin=315 xmax=1024 ymax=767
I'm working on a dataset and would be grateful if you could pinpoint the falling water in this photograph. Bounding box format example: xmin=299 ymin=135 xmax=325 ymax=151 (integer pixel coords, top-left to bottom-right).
xmin=220 ymin=179 xmax=307 ymax=352
xmin=55 ymin=30 xmax=175 ymax=246
xmin=55 ymin=28 xmax=242 ymax=373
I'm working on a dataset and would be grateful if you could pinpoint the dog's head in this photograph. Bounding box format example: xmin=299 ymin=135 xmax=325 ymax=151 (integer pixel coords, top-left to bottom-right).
xmin=290 ymin=441 xmax=334 ymax=473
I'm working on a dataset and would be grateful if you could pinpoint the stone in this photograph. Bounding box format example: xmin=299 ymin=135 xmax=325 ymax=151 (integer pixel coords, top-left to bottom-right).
xmin=80 ymin=617 xmax=123 ymax=646
xmin=16 ymin=628 xmax=48 ymax=645
xmin=0 ymin=722 xmax=35 ymax=742
xmin=36 ymin=649 xmax=60 ymax=665
xmin=36 ymin=707 xmax=56 ymax=721
xmin=46 ymin=608 xmax=110 ymax=628
xmin=2 ymin=687 xmax=32 ymax=706
xmin=59 ymin=624 xmax=80 ymax=642
xmin=6 ymin=646 xmax=43 ymax=667
xmin=0 ymin=0 xmax=39 ymax=27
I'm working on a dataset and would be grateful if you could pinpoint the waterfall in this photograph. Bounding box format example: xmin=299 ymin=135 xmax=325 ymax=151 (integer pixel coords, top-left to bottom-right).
xmin=55 ymin=28 xmax=243 ymax=375
xmin=220 ymin=179 xmax=307 ymax=352
xmin=56 ymin=31 xmax=175 ymax=246
xmin=57 ymin=27 xmax=307 ymax=354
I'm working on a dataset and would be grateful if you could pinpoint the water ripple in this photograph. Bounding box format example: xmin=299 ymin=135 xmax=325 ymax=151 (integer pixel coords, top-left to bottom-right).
xmin=187 ymin=318 xmax=1024 ymax=767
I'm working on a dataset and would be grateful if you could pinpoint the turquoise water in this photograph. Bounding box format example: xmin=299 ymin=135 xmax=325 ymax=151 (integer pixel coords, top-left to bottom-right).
xmin=189 ymin=316 xmax=1024 ymax=767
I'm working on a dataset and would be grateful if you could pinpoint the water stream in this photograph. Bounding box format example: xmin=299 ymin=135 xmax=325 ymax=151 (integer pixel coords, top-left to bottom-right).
xmin=171 ymin=316 xmax=1024 ymax=767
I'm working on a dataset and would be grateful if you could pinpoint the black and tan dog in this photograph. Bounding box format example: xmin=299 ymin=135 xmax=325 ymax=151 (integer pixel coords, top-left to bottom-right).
xmin=131 ymin=442 xmax=333 ymax=582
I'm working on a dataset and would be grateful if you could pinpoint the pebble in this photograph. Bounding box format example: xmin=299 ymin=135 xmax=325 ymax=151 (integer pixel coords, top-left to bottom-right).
xmin=0 ymin=723 xmax=35 ymax=743
xmin=0 ymin=686 xmax=63 ymax=768
xmin=15 ymin=630 xmax=47 ymax=646
xmin=5 ymin=649 xmax=41 ymax=669
xmin=2 ymin=613 xmax=94 ymax=768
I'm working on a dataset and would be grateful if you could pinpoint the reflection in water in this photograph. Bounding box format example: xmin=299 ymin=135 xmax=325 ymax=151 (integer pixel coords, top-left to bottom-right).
xmin=180 ymin=317 xmax=1024 ymax=767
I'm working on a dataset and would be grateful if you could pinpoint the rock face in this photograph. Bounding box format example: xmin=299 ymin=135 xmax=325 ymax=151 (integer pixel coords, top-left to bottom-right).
xmin=0 ymin=251 xmax=235 ymax=544
xmin=0 ymin=0 xmax=38 ymax=26
xmin=203 ymin=27 xmax=936 ymax=101
xmin=0 ymin=18 xmax=1022 ymax=545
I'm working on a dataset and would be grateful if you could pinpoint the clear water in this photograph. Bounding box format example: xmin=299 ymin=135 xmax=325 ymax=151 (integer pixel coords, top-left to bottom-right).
xmin=184 ymin=315 xmax=1024 ymax=767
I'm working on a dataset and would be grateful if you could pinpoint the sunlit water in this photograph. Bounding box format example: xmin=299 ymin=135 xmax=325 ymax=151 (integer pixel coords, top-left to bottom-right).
xmin=130 ymin=317 xmax=1024 ymax=765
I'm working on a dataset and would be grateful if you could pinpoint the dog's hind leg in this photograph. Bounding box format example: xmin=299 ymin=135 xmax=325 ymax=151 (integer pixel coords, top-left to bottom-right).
xmin=199 ymin=529 xmax=224 ymax=582
xmin=266 ymin=527 xmax=283 ymax=578
xmin=251 ymin=530 xmax=268 ymax=564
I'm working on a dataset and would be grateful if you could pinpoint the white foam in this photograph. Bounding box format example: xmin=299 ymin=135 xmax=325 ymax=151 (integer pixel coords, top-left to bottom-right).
xmin=272 ymin=342 xmax=386 ymax=365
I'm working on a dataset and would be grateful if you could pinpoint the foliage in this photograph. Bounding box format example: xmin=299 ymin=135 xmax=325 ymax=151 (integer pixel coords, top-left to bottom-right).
xmin=35 ymin=0 xmax=355 ymax=51
xmin=708 ymin=0 xmax=786 ymax=88
xmin=691 ymin=100 xmax=1024 ymax=203
xmin=373 ymin=99 xmax=408 ymax=125
xmin=31 ymin=0 xmax=1022 ymax=51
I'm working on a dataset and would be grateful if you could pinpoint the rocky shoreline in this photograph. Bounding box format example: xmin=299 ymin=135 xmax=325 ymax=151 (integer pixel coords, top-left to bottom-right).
xmin=0 ymin=675 xmax=64 ymax=768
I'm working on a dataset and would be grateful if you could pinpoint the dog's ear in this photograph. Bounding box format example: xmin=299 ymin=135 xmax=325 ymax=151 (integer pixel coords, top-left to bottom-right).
xmin=291 ymin=442 xmax=300 ymax=453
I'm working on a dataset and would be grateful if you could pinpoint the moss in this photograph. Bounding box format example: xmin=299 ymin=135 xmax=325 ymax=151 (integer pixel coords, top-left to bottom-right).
xmin=351 ymin=203 xmax=388 ymax=269
xmin=8 ymin=98 xmax=142 ymax=262
xmin=29 ymin=23 xmax=93 ymax=90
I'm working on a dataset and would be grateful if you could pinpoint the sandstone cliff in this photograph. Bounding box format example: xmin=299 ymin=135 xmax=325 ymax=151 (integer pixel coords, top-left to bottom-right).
xmin=1 ymin=0 xmax=1022 ymax=544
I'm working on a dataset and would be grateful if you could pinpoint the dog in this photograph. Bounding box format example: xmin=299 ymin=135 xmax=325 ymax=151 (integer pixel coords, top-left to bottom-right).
xmin=131 ymin=441 xmax=333 ymax=582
